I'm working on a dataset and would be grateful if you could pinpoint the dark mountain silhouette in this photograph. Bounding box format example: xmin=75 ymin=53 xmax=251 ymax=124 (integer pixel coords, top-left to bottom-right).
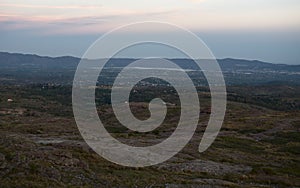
xmin=0 ymin=52 xmax=299 ymax=85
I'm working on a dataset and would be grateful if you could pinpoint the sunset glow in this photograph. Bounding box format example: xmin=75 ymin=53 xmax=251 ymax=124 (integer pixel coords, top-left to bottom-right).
xmin=0 ymin=0 xmax=299 ymax=64
xmin=1 ymin=0 xmax=300 ymax=34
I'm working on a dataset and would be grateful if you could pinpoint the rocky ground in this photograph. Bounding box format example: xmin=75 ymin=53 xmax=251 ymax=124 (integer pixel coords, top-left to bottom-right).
xmin=0 ymin=85 xmax=299 ymax=187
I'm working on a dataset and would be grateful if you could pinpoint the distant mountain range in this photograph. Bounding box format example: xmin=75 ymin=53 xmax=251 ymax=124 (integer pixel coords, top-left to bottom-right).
xmin=0 ymin=52 xmax=299 ymax=85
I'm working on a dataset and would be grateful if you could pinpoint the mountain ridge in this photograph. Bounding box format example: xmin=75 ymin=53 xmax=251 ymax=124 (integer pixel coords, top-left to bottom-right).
xmin=0 ymin=51 xmax=298 ymax=66
xmin=0 ymin=51 xmax=299 ymax=85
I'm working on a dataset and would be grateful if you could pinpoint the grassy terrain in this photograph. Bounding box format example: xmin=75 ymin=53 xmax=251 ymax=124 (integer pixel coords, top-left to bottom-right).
xmin=0 ymin=84 xmax=299 ymax=187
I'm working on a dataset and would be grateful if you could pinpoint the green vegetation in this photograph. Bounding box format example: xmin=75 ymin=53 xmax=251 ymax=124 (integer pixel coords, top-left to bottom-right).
xmin=1 ymin=49 xmax=300 ymax=188
xmin=0 ymin=84 xmax=299 ymax=187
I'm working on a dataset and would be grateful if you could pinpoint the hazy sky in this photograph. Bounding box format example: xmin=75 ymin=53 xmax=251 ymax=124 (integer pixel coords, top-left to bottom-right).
xmin=0 ymin=0 xmax=299 ymax=64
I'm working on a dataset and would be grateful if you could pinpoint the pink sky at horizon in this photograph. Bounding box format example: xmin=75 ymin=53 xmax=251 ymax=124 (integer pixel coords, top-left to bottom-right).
xmin=1 ymin=0 xmax=300 ymax=35
xmin=1 ymin=0 xmax=300 ymax=64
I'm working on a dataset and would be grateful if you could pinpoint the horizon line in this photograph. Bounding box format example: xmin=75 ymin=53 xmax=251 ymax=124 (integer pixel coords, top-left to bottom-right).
xmin=0 ymin=51 xmax=298 ymax=66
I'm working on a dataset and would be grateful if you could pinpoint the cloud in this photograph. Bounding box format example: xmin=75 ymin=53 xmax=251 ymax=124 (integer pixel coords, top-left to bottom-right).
xmin=185 ymin=0 xmax=206 ymax=3
xmin=0 ymin=8 xmax=179 ymax=35
xmin=0 ymin=3 xmax=102 ymax=9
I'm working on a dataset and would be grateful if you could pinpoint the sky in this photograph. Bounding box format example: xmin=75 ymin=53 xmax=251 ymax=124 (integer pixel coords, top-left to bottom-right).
xmin=0 ymin=0 xmax=300 ymax=64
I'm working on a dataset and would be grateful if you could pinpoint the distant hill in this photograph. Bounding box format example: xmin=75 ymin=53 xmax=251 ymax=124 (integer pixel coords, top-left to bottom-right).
xmin=0 ymin=52 xmax=79 ymax=70
xmin=0 ymin=52 xmax=299 ymax=85
xmin=219 ymin=58 xmax=300 ymax=72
